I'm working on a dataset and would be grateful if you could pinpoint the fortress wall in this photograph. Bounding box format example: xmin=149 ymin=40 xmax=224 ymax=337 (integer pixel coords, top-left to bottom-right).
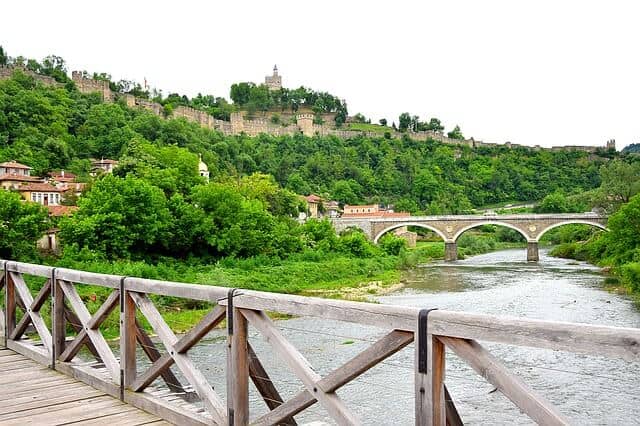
xmin=71 ymin=72 xmax=113 ymax=102
xmin=0 ymin=68 xmax=615 ymax=153
xmin=136 ymin=99 xmax=163 ymax=116
xmin=0 ymin=65 xmax=61 ymax=87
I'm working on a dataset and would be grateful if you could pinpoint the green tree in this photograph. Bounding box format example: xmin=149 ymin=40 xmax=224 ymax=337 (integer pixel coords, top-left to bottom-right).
xmin=597 ymin=160 xmax=640 ymax=209
xmin=447 ymin=125 xmax=464 ymax=140
xmin=535 ymin=191 xmax=578 ymax=213
xmin=59 ymin=175 xmax=172 ymax=258
xmin=0 ymin=191 xmax=49 ymax=260
xmin=424 ymin=118 xmax=444 ymax=132
xmin=597 ymin=193 xmax=640 ymax=264
xmin=0 ymin=46 xmax=7 ymax=66
xmin=398 ymin=112 xmax=411 ymax=132
xmin=230 ymin=82 xmax=253 ymax=105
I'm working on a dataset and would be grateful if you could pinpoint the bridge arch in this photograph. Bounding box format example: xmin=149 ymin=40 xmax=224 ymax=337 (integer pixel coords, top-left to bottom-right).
xmin=373 ymin=222 xmax=448 ymax=244
xmin=535 ymin=220 xmax=608 ymax=242
xmin=452 ymin=221 xmax=530 ymax=242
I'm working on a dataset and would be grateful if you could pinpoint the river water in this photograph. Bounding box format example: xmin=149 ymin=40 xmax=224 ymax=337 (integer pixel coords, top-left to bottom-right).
xmin=180 ymin=248 xmax=640 ymax=424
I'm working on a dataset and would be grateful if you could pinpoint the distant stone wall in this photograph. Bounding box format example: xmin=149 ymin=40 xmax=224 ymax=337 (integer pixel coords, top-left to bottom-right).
xmin=71 ymin=71 xmax=113 ymax=102
xmin=0 ymin=65 xmax=61 ymax=87
xmin=0 ymin=67 xmax=617 ymax=153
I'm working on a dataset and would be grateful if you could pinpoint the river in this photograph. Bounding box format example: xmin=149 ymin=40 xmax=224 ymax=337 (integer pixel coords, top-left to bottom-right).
xmin=178 ymin=248 xmax=640 ymax=424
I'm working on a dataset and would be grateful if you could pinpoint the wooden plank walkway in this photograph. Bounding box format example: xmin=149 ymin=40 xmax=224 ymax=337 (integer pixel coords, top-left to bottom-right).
xmin=0 ymin=348 xmax=172 ymax=425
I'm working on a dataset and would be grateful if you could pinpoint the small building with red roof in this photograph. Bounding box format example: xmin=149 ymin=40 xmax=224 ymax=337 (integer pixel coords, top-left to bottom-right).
xmin=18 ymin=182 xmax=67 ymax=206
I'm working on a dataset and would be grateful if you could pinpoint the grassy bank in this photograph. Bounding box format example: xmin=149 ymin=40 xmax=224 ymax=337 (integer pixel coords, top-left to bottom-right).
xmin=16 ymin=232 xmax=525 ymax=340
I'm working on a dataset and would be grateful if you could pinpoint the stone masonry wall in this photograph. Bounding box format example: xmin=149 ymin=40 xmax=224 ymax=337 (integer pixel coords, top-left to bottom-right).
xmin=0 ymin=65 xmax=61 ymax=87
xmin=0 ymin=67 xmax=616 ymax=153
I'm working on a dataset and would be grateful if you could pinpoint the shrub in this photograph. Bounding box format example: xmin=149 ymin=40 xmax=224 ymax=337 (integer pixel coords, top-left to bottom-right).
xmin=336 ymin=230 xmax=378 ymax=258
xmin=621 ymin=263 xmax=640 ymax=293
xmin=379 ymin=233 xmax=407 ymax=256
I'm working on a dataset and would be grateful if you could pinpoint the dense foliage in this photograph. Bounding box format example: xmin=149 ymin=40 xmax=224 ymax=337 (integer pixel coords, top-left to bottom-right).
xmin=229 ymin=82 xmax=348 ymax=124
xmin=1 ymin=70 xmax=611 ymax=214
xmin=0 ymin=57 xmax=628 ymax=269
xmin=0 ymin=190 xmax=49 ymax=260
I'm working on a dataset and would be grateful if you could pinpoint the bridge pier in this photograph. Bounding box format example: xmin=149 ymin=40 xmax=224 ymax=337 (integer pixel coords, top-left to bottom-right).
xmin=527 ymin=242 xmax=539 ymax=262
xmin=444 ymin=242 xmax=458 ymax=262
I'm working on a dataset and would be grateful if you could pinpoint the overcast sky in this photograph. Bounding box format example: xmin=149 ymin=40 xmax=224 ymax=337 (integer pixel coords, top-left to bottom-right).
xmin=3 ymin=1 xmax=639 ymax=148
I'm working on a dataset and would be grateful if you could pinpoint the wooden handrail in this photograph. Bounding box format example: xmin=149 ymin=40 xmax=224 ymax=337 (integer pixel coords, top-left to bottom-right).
xmin=2 ymin=258 xmax=640 ymax=425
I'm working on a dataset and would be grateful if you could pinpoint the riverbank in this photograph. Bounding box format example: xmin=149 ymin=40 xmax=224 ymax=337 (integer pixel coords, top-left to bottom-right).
xmin=41 ymin=236 xmax=524 ymax=337
xmin=551 ymin=242 xmax=640 ymax=307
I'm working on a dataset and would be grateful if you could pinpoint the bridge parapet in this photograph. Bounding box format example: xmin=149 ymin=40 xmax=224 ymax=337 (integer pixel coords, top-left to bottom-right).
xmin=332 ymin=213 xmax=607 ymax=261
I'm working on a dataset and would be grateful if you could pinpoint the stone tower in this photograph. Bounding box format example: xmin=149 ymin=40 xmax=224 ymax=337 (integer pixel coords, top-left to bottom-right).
xmin=265 ymin=65 xmax=282 ymax=91
xmin=606 ymin=139 xmax=616 ymax=151
xmin=296 ymin=114 xmax=314 ymax=136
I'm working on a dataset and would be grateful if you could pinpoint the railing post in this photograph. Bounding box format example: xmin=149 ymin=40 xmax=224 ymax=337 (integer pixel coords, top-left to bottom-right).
xmin=1 ymin=261 xmax=6 ymax=348
xmin=415 ymin=309 xmax=445 ymax=426
xmin=226 ymin=289 xmax=249 ymax=425
xmin=4 ymin=264 xmax=15 ymax=346
xmin=120 ymin=277 xmax=136 ymax=401
xmin=52 ymin=268 xmax=65 ymax=369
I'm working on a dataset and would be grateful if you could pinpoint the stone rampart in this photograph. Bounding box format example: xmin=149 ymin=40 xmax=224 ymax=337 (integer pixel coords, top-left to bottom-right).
xmin=71 ymin=71 xmax=113 ymax=102
xmin=0 ymin=68 xmax=617 ymax=153
xmin=0 ymin=65 xmax=61 ymax=87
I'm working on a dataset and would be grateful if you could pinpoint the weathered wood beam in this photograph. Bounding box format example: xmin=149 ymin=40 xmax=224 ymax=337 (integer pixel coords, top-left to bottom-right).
xmin=86 ymin=290 xmax=119 ymax=329
xmin=130 ymin=305 xmax=225 ymax=392
xmin=439 ymin=336 xmax=569 ymax=426
xmin=130 ymin=292 xmax=226 ymax=425
xmin=59 ymin=281 xmax=120 ymax=382
xmin=121 ymin=290 xmax=137 ymax=390
xmin=247 ymin=343 xmax=294 ymax=424
xmin=55 ymin=268 xmax=121 ymax=288
xmin=6 ymin=262 xmax=52 ymax=277
xmin=10 ymin=273 xmax=52 ymax=353
xmin=125 ymin=277 xmax=227 ymax=302
xmin=416 ymin=332 xmax=445 ymax=426
xmin=58 ymin=330 xmax=88 ymax=362
xmin=53 ymin=278 xmax=66 ymax=359
xmin=63 ymin=307 xmax=101 ymax=361
xmin=10 ymin=279 xmax=51 ymax=341
xmin=221 ymin=292 xmax=418 ymax=331
xmin=252 ymin=329 xmax=413 ymax=426
xmin=58 ymin=290 xmax=119 ymax=363
xmin=429 ymin=310 xmax=640 ymax=361
xmin=231 ymin=308 xmax=249 ymax=425
xmin=242 ymin=308 xmax=360 ymax=425
xmin=444 ymin=385 xmax=463 ymax=426
xmin=134 ymin=318 xmax=183 ymax=392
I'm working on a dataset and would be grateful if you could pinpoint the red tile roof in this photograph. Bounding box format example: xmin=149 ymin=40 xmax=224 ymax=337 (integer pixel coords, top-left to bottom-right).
xmin=0 ymin=174 xmax=41 ymax=182
xmin=305 ymin=194 xmax=323 ymax=203
xmin=49 ymin=170 xmax=77 ymax=181
xmin=19 ymin=183 xmax=67 ymax=192
xmin=341 ymin=211 xmax=411 ymax=219
xmin=0 ymin=161 xmax=31 ymax=169
xmin=47 ymin=205 xmax=78 ymax=217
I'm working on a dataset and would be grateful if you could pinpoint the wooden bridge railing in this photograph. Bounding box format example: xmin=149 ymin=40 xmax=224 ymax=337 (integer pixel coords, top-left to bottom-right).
xmin=1 ymin=259 xmax=639 ymax=425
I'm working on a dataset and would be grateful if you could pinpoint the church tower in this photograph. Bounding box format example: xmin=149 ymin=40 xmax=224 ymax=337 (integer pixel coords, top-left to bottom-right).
xmin=265 ymin=65 xmax=282 ymax=91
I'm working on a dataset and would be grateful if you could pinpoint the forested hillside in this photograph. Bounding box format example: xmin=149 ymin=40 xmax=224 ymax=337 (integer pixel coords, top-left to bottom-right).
xmin=3 ymin=52 xmax=640 ymax=320
xmin=0 ymin=69 xmax=612 ymax=215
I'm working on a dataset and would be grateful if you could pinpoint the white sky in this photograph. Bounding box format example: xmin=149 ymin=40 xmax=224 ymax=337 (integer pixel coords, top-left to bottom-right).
xmin=2 ymin=1 xmax=639 ymax=148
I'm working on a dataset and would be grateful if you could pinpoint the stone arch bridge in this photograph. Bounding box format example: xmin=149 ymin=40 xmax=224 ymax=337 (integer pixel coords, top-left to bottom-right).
xmin=332 ymin=213 xmax=608 ymax=261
